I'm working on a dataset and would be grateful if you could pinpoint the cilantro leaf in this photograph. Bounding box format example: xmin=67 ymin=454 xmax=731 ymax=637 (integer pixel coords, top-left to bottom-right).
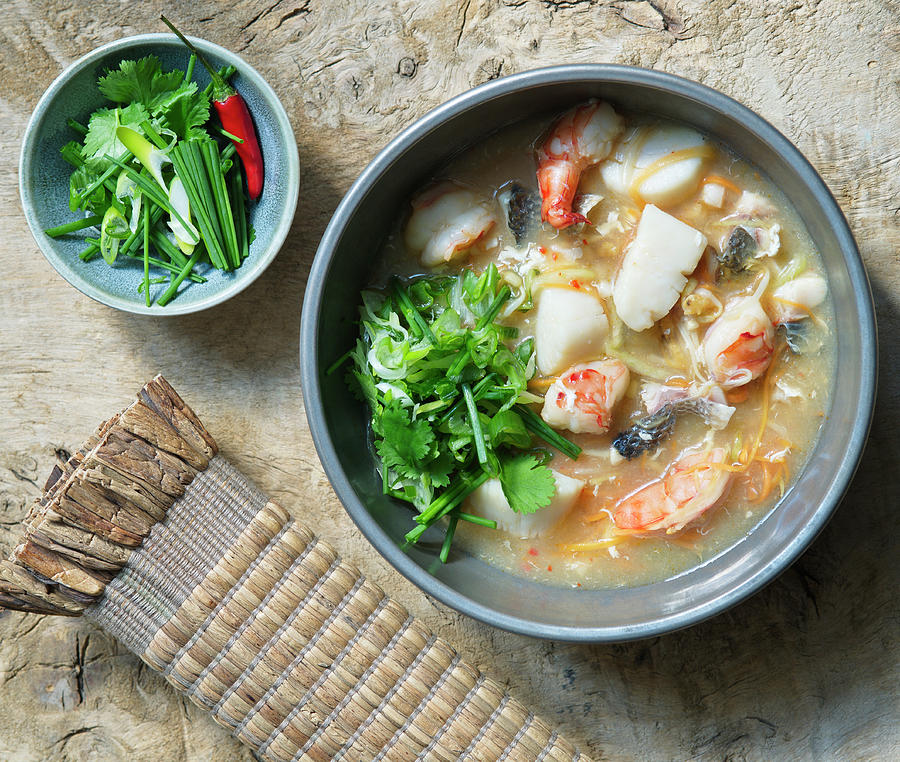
xmin=98 ymin=56 xmax=183 ymax=109
xmin=376 ymin=403 xmax=435 ymax=479
xmin=153 ymin=82 xmax=210 ymax=140
xmin=499 ymin=454 xmax=556 ymax=515
xmin=82 ymin=104 xmax=149 ymax=166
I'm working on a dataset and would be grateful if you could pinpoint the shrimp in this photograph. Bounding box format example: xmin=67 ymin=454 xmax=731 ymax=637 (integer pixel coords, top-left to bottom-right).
xmin=701 ymin=291 xmax=774 ymax=388
xmin=536 ymin=101 xmax=623 ymax=229
xmin=404 ymin=183 xmax=496 ymax=267
xmin=613 ymin=448 xmax=732 ymax=533
xmin=541 ymin=359 xmax=629 ymax=434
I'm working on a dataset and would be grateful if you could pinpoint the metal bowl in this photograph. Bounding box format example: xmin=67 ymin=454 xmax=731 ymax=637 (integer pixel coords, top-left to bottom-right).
xmin=19 ymin=34 xmax=299 ymax=315
xmin=300 ymin=65 xmax=876 ymax=642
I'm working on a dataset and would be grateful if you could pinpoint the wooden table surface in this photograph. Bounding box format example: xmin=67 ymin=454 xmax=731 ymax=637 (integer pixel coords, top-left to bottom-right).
xmin=1 ymin=1 xmax=897 ymax=760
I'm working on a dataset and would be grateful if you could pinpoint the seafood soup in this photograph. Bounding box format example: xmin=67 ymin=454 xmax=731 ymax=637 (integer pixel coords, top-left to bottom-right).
xmin=360 ymin=101 xmax=834 ymax=589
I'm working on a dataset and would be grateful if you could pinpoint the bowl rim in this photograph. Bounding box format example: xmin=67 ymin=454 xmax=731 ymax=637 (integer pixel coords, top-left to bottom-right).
xmin=300 ymin=63 xmax=877 ymax=642
xmin=18 ymin=32 xmax=300 ymax=316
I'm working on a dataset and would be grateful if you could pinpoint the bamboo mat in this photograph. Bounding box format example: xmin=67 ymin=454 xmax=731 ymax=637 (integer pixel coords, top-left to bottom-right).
xmin=0 ymin=376 xmax=589 ymax=761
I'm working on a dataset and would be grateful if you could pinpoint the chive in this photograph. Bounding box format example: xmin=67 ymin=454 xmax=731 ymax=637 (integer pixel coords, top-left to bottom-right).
xmin=124 ymin=251 xmax=206 ymax=282
xmin=44 ymin=214 xmax=103 ymax=238
xmin=78 ymin=241 xmax=100 ymax=261
xmin=411 ymin=466 xmax=490 ymax=531
xmin=439 ymin=516 xmax=458 ymax=563
xmin=157 ymin=248 xmax=202 ymax=306
xmin=74 ymin=151 xmax=130 ymax=208
xmin=462 ymin=383 xmax=489 ymax=467
xmin=182 ymin=141 xmax=228 ymax=267
xmin=183 ymin=53 xmax=196 ymax=84
xmin=216 ymin=127 xmax=244 ymax=143
xmin=142 ymin=203 xmax=151 ymax=306
xmin=222 ymin=142 xmax=237 ymax=163
xmin=122 ymin=205 xmax=165 ymax=258
xmin=381 ymin=464 xmax=389 ymax=495
xmin=202 ymin=140 xmax=239 ymax=268
xmin=140 ymin=120 xmax=167 ymax=150
xmin=392 ymin=279 xmax=434 ymax=342
xmin=105 ymin=156 xmax=195 ymax=237
xmin=168 ymin=145 xmax=227 ymax=269
xmin=229 ymin=165 xmax=248 ymax=259
xmin=325 ymin=349 xmax=354 ymax=376
xmin=475 ymin=285 xmax=511 ymax=330
xmin=150 ymin=228 xmax=189 ymax=268
xmin=456 ymin=512 xmax=496 ymax=528
xmin=515 ymin=404 xmax=582 ymax=459
xmin=67 ymin=118 xmax=88 ymax=136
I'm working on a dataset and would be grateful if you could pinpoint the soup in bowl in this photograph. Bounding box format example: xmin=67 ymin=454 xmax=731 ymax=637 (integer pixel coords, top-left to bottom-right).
xmin=300 ymin=66 xmax=875 ymax=642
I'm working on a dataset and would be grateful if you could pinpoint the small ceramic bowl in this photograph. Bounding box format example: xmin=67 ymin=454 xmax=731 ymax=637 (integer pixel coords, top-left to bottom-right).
xmin=301 ymin=65 xmax=877 ymax=642
xmin=19 ymin=33 xmax=299 ymax=315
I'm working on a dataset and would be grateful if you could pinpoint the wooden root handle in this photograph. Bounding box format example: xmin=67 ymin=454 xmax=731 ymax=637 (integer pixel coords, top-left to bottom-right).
xmin=0 ymin=377 xmax=589 ymax=761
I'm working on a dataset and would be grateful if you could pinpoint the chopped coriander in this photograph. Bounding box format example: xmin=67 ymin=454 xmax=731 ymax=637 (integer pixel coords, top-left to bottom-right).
xmin=348 ymin=265 xmax=581 ymax=562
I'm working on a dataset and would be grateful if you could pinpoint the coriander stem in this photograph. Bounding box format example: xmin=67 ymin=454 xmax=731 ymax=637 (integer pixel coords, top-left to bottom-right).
xmin=44 ymin=214 xmax=103 ymax=238
xmin=183 ymin=53 xmax=196 ymax=84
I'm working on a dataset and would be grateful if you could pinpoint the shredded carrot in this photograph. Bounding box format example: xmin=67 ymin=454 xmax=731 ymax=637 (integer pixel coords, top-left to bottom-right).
xmin=703 ymin=174 xmax=742 ymax=195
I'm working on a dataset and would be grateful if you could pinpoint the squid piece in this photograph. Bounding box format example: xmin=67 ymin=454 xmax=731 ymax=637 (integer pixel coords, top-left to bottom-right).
xmin=405 ymin=183 xmax=496 ymax=267
xmin=467 ymin=471 xmax=585 ymax=539
xmin=541 ymin=359 xmax=630 ymax=435
xmin=535 ymin=287 xmax=610 ymax=376
xmin=612 ymin=204 xmax=708 ymax=332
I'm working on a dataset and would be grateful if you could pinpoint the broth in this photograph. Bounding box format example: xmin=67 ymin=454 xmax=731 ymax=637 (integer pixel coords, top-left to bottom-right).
xmin=370 ymin=105 xmax=834 ymax=589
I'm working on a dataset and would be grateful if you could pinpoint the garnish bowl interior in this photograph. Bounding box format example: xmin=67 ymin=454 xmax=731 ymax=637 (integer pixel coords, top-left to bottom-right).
xmin=19 ymin=33 xmax=299 ymax=316
xmin=300 ymin=65 xmax=875 ymax=642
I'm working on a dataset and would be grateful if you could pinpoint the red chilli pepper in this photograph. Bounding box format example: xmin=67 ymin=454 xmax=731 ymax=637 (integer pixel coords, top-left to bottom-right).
xmin=161 ymin=16 xmax=264 ymax=200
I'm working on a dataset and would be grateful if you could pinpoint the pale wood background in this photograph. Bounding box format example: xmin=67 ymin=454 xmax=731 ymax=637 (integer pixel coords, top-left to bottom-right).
xmin=1 ymin=1 xmax=897 ymax=760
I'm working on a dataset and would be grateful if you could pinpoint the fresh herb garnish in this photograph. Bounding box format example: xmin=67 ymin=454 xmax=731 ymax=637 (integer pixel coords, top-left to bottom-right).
xmin=345 ymin=264 xmax=581 ymax=561
xmin=45 ymin=50 xmax=255 ymax=306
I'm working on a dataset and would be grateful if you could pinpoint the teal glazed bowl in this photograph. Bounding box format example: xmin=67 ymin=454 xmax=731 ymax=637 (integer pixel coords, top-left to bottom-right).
xmin=19 ymin=34 xmax=299 ymax=315
xmin=301 ymin=65 xmax=877 ymax=642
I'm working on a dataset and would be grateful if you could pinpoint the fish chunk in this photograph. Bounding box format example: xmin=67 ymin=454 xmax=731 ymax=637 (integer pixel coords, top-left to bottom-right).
xmin=535 ymin=287 xmax=609 ymax=375
xmin=613 ymin=205 xmax=708 ymax=332
xmin=467 ymin=471 xmax=584 ymax=539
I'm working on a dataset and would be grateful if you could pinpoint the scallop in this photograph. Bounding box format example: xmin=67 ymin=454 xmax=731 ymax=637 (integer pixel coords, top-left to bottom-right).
xmin=612 ymin=205 xmax=708 ymax=332
xmin=600 ymin=125 xmax=711 ymax=207
xmin=467 ymin=471 xmax=585 ymax=539
xmin=535 ymin=287 xmax=609 ymax=375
